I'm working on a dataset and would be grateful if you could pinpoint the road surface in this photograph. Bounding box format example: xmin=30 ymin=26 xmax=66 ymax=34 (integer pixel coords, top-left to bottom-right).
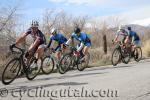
xmin=0 ymin=60 xmax=150 ymax=100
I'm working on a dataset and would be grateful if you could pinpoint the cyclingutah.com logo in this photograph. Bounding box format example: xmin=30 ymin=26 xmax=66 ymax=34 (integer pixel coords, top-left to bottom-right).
xmin=0 ymin=86 xmax=119 ymax=100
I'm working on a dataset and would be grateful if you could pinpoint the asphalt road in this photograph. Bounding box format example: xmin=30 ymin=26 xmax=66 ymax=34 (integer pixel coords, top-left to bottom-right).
xmin=0 ymin=60 xmax=150 ymax=100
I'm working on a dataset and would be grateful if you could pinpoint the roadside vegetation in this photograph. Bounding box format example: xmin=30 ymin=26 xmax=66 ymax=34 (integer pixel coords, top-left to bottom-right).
xmin=0 ymin=1 xmax=150 ymax=78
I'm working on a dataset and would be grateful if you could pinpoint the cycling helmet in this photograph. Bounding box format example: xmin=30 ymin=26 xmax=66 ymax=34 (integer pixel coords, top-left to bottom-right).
xmin=74 ymin=27 xmax=81 ymax=34
xmin=50 ymin=28 xmax=57 ymax=35
xmin=31 ymin=20 xmax=39 ymax=27
xmin=118 ymin=25 xmax=124 ymax=30
xmin=127 ymin=26 xmax=131 ymax=30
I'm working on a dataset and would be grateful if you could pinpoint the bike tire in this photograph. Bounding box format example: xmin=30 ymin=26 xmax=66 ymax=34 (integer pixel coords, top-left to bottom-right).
xmin=41 ymin=56 xmax=55 ymax=74
xmin=2 ymin=58 xmax=21 ymax=85
xmin=25 ymin=58 xmax=41 ymax=80
xmin=134 ymin=47 xmax=142 ymax=62
xmin=111 ymin=48 xmax=121 ymax=66
xmin=77 ymin=53 xmax=90 ymax=71
xmin=122 ymin=51 xmax=131 ymax=64
xmin=58 ymin=53 xmax=72 ymax=74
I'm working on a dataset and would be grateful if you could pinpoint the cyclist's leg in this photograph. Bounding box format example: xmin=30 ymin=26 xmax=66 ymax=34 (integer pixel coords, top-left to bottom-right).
xmin=132 ymin=40 xmax=141 ymax=58
xmin=61 ymin=44 xmax=66 ymax=54
xmin=82 ymin=42 xmax=91 ymax=56
xmin=133 ymin=40 xmax=141 ymax=48
xmin=83 ymin=46 xmax=90 ymax=55
xmin=55 ymin=45 xmax=61 ymax=60
xmin=28 ymin=38 xmax=40 ymax=54
xmin=36 ymin=44 xmax=46 ymax=60
xmin=25 ymin=43 xmax=37 ymax=65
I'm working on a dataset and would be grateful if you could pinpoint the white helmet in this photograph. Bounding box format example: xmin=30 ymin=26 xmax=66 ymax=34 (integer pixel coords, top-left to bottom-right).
xmin=118 ymin=25 xmax=124 ymax=30
xmin=50 ymin=28 xmax=57 ymax=35
xmin=31 ymin=20 xmax=39 ymax=27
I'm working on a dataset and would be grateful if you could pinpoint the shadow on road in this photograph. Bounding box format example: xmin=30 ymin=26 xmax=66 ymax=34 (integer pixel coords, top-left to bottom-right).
xmin=85 ymin=64 xmax=135 ymax=73
xmin=136 ymin=91 xmax=150 ymax=99
xmin=11 ymin=71 xmax=107 ymax=85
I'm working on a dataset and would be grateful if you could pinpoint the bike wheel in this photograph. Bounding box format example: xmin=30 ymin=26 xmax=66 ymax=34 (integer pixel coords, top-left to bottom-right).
xmin=26 ymin=58 xmax=41 ymax=80
xmin=2 ymin=58 xmax=21 ymax=85
xmin=111 ymin=48 xmax=121 ymax=66
xmin=77 ymin=53 xmax=90 ymax=71
xmin=41 ymin=56 xmax=55 ymax=74
xmin=58 ymin=53 xmax=72 ymax=74
xmin=122 ymin=50 xmax=131 ymax=64
xmin=134 ymin=47 xmax=142 ymax=62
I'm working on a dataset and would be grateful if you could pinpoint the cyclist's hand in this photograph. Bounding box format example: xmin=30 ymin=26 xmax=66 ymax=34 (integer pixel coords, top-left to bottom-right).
xmin=112 ymin=39 xmax=117 ymax=44
xmin=75 ymin=51 xmax=80 ymax=57
xmin=10 ymin=43 xmax=16 ymax=51
xmin=64 ymin=43 xmax=69 ymax=47
xmin=50 ymin=48 xmax=55 ymax=53
xmin=112 ymin=39 xmax=114 ymax=43
xmin=44 ymin=47 xmax=48 ymax=52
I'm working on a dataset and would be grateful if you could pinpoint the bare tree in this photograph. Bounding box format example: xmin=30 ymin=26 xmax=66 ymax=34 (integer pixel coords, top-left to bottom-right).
xmin=42 ymin=9 xmax=60 ymax=33
xmin=72 ymin=16 xmax=89 ymax=30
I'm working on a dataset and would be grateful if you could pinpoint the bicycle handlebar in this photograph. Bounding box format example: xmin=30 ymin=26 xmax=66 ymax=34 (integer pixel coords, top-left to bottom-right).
xmin=65 ymin=44 xmax=77 ymax=51
xmin=10 ymin=45 xmax=25 ymax=55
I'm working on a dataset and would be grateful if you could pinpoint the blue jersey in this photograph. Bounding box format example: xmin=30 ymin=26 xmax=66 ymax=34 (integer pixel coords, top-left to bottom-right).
xmin=50 ymin=33 xmax=67 ymax=44
xmin=47 ymin=33 xmax=67 ymax=50
xmin=71 ymin=32 xmax=91 ymax=45
xmin=128 ymin=30 xmax=140 ymax=41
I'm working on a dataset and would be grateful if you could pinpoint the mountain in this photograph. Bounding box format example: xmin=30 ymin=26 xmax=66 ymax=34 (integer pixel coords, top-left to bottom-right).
xmin=124 ymin=24 xmax=150 ymax=34
xmin=132 ymin=18 xmax=150 ymax=26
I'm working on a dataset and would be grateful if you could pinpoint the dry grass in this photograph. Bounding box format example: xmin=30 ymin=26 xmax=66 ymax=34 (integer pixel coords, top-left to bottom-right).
xmin=89 ymin=47 xmax=112 ymax=67
xmin=142 ymin=40 xmax=150 ymax=57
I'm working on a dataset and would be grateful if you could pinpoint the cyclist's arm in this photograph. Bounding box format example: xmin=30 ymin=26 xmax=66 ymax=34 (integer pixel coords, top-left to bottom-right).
xmin=113 ymin=31 xmax=120 ymax=42
xmin=77 ymin=42 xmax=84 ymax=52
xmin=47 ymin=39 xmax=52 ymax=48
xmin=124 ymin=36 xmax=129 ymax=44
xmin=65 ymin=38 xmax=72 ymax=45
xmin=114 ymin=34 xmax=119 ymax=42
xmin=15 ymin=32 xmax=27 ymax=45
xmin=29 ymin=37 xmax=41 ymax=50
xmin=132 ymin=36 xmax=135 ymax=43
xmin=54 ymin=45 xmax=60 ymax=51
xmin=47 ymin=35 xmax=54 ymax=48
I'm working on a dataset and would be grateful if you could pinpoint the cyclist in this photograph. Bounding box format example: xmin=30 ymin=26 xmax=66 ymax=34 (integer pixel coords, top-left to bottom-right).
xmin=113 ymin=25 xmax=128 ymax=44
xmin=11 ymin=20 xmax=46 ymax=68
xmin=125 ymin=26 xmax=141 ymax=47
xmin=66 ymin=27 xmax=91 ymax=58
xmin=125 ymin=27 xmax=141 ymax=57
xmin=46 ymin=28 xmax=67 ymax=60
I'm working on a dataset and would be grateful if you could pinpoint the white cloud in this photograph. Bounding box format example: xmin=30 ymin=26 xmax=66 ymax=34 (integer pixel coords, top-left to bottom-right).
xmin=48 ymin=0 xmax=150 ymax=26
xmin=49 ymin=0 xmax=150 ymax=7
xmin=132 ymin=18 xmax=150 ymax=26
xmin=89 ymin=5 xmax=150 ymax=26
xmin=49 ymin=0 xmax=110 ymax=6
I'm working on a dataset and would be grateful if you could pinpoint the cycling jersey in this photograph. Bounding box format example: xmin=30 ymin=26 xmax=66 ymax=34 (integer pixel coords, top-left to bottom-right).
xmin=25 ymin=28 xmax=46 ymax=44
xmin=116 ymin=30 xmax=128 ymax=43
xmin=47 ymin=33 xmax=67 ymax=51
xmin=50 ymin=33 xmax=67 ymax=44
xmin=71 ymin=32 xmax=91 ymax=46
xmin=128 ymin=30 xmax=140 ymax=41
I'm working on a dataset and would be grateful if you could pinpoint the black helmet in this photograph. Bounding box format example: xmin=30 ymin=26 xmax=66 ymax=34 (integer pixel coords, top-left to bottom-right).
xmin=74 ymin=27 xmax=81 ymax=34
xmin=127 ymin=27 xmax=131 ymax=30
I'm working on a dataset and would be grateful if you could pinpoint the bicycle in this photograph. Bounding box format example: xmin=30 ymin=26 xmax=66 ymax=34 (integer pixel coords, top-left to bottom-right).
xmin=111 ymin=41 xmax=131 ymax=66
xmin=58 ymin=45 xmax=90 ymax=74
xmin=2 ymin=45 xmax=41 ymax=85
xmin=40 ymin=48 xmax=55 ymax=74
xmin=128 ymin=44 xmax=142 ymax=62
